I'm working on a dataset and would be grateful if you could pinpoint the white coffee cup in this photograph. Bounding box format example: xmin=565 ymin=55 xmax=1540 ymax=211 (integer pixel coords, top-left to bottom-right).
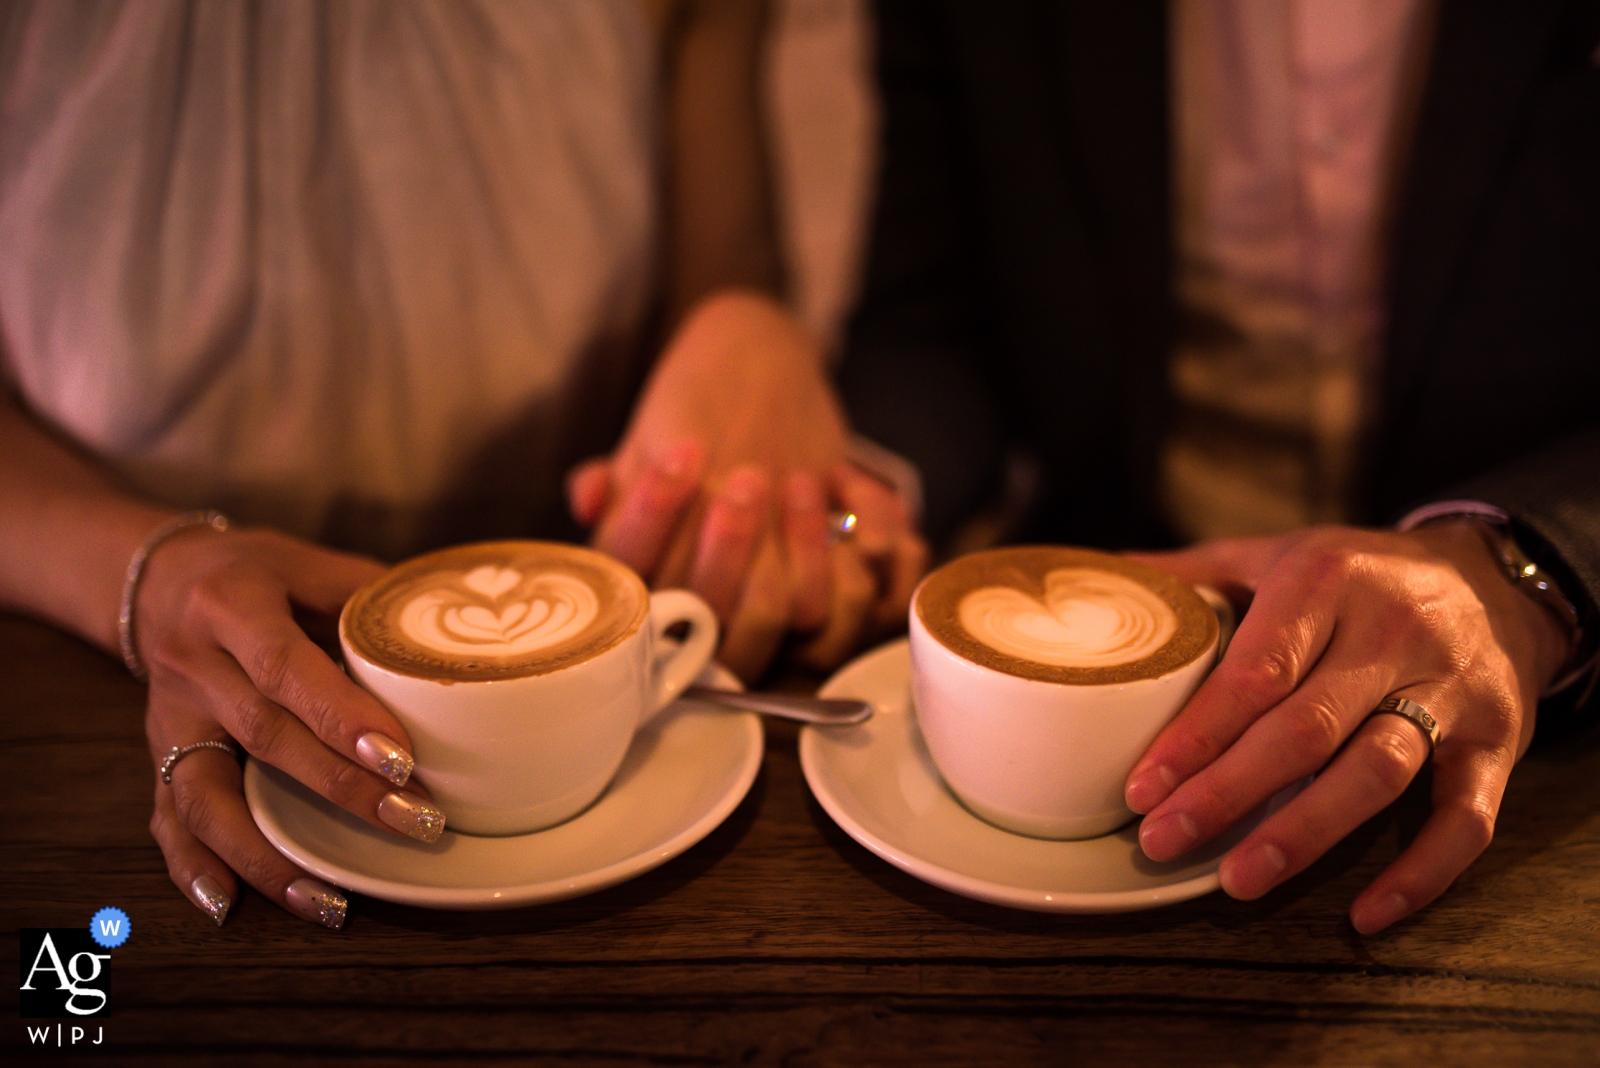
xmin=909 ymin=549 xmax=1222 ymax=840
xmin=341 ymin=573 xmax=717 ymax=837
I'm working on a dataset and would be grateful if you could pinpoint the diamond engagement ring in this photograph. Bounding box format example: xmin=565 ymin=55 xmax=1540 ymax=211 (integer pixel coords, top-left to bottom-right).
xmin=160 ymin=741 xmax=242 ymax=785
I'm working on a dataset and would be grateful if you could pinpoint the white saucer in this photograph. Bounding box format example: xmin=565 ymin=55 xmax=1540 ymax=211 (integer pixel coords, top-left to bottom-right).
xmin=246 ymin=663 xmax=762 ymax=910
xmin=801 ymin=640 xmax=1300 ymax=914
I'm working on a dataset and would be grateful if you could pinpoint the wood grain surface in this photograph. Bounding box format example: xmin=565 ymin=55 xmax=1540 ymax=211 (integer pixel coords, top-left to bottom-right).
xmin=2 ymin=611 xmax=1597 ymax=1066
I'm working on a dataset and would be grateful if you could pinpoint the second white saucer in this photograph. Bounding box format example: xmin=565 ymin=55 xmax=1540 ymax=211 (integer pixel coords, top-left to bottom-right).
xmin=247 ymin=662 xmax=762 ymax=910
xmin=801 ymin=640 xmax=1300 ymax=914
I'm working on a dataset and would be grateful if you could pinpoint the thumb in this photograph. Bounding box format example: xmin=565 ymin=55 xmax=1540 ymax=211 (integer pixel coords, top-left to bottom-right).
xmin=1126 ymin=534 xmax=1295 ymax=610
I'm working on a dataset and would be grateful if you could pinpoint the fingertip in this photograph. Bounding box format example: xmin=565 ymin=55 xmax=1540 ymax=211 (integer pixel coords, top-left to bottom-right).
xmin=1218 ymin=840 xmax=1287 ymax=901
xmin=1350 ymin=890 xmax=1410 ymax=935
xmin=1124 ymin=763 xmax=1177 ymax=814
xmin=566 ymin=459 xmax=612 ymax=526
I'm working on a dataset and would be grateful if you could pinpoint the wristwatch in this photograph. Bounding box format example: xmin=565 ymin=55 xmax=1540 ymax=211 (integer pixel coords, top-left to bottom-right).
xmin=1470 ymin=518 xmax=1582 ymax=634
xmin=1399 ymin=500 xmax=1595 ymax=699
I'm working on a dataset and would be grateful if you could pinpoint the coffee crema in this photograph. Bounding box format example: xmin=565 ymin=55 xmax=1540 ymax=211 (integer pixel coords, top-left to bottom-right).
xmin=344 ymin=541 xmax=648 ymax=682
xmin=915 ymin=546 xmax=1217 ymax=685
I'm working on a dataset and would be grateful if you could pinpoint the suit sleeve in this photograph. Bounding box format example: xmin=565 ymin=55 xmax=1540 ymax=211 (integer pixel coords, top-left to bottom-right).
xmin=1448 ymin=426 xmax=1600 ymax=733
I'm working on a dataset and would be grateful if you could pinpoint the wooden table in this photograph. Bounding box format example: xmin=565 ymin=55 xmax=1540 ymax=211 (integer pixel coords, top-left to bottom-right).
xmin=4 ymin=610 xmax=1598 ymax=1066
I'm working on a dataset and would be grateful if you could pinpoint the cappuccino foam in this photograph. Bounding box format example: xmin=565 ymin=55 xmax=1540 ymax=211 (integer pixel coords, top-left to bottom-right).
xmin=344 ymin=541 xmax=648 ymax=682
xmin=916 ymin=547 xmax=1216 ymax=685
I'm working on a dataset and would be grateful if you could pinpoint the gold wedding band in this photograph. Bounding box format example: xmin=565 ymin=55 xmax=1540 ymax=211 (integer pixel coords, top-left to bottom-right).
xmin=1371 ymin=696 xmax=1439 ymax=758
xmin=159 ymin=740 xmax=241 ymax=785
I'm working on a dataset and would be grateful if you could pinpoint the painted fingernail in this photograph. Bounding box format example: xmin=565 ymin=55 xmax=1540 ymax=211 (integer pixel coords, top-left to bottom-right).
xmin=1125 ymin=764 xmax=1178 ymax=813
xmin=286 ymin=877 xmax=348 ymax=930
xmin=1352 ymin=891 xmax=1410 ymax=935
xmin=1220 ymin=842 xmax=1287 ymax=900
xmin=1139 ymin=810 xmax=1200 ymax=862
xmin=190 ymin=875 xmax=231 ymax=927
xmin=378 ymin=791 xmax=447 ymax=843
xmin=355 ymin=732 xmax=414 ymax=786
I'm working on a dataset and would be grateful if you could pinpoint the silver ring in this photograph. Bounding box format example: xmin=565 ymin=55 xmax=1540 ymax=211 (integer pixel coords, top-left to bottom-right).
xmin=1371 ymin=696 xmax=1439 ymax=758
xmin=160 ymin=741 xmax=241 ymax=785
xmin=827 ymin=510 xmax=858 ymax=543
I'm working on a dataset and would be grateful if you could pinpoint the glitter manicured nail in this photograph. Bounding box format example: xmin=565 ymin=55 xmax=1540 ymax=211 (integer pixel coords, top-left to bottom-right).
xmin=378 ymin=791 xmax=446 ymax=843
xmin=286 ymin=877 xmax=348 ymax=930
xmin=190 ymin=875 xmax=231 ymax=927
xmin=355 ymin=731 xmax=414 ymax=786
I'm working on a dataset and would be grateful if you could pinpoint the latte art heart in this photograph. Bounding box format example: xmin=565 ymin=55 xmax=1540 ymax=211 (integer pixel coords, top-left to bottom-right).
xmin=463 ymin=565 xmax=523 ymax=600
xmin=958 ymin=568 xmax=1177 ymax=668
xmin=398 ymin=569 xmax=601 ymax=658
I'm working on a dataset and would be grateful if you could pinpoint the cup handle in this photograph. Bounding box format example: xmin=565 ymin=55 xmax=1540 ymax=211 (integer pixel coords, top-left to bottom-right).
xmin=642 ymin=589 xmax=720 ymax=725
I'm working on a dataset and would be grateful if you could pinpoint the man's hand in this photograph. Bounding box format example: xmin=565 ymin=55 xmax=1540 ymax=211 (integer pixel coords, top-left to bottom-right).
xmin=1125 ymin=522 xmax=1574 ymax=933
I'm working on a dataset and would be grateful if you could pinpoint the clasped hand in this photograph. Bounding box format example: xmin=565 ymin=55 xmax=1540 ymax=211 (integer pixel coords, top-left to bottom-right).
xmin=1126 ymin=521 xmax=1572 ymax=933
xmin=567 ymin=291 xmax=927 ymax=680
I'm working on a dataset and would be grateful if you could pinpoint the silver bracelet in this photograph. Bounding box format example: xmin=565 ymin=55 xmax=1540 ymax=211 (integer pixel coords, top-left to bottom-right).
xmin=118 ymin=510 xmax=231 ymax=679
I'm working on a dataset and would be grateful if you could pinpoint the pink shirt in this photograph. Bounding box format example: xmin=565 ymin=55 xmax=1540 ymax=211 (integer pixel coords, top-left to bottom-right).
xmin=1163 ymin=0 xmax=1432 ymax=540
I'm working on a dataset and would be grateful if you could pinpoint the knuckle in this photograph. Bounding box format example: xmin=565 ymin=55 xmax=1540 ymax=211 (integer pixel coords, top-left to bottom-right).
xmin=1283 ymin=698 xmax=1344 ymax=766
xmin=1450 ymin=798 xmax=1497 ymax=853
xmin=295 ymin=693 xmax=344 ymax=744
xmin=1232 ymin=648 xmax=1300 ymax=706
xmin=171 ymin=780 xmax=219 ymax=842
xmin=248 ymin=638 xmax=296 ymax=699
xmin=184 ymin=570 xmax=235 ymax=626
xmin=229 ymin=693 xmax=283 ymax=755
xmin=1298 ymin=539 xmax=1354 ymax=577
xmin=1188 ymin=775 xmax=1239 ymax=826
xmin=226 ymin=840 xmax=289 ymax=896
xmin=1363 ymin=728 xmax=1421 ymax=796
xmin=1171 ymin=730 xmax=1224 ymax=772
xmin=318 ymin=759 xmax=373 ymax=809
xmin=143 ymin=632 xmax=188 ymax=676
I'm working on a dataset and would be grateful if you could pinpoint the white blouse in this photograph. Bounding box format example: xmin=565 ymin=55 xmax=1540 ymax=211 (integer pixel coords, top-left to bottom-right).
xmin=1 ymin=0 xmax=659 ymax=558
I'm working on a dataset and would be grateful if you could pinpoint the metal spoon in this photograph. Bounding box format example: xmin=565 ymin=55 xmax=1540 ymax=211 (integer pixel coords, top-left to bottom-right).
xmin=682 ymin=685 xmax=873 ymax=726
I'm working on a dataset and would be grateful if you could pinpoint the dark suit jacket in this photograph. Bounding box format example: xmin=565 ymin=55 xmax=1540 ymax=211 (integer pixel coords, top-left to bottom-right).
xmin=842 ymin=0 xmax=1600 ymax=722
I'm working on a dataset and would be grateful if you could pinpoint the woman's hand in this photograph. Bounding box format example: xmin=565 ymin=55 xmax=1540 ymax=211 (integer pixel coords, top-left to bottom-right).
xmin=568 ymin=291 xmax=927 ymax=679
xmin=138 ymin=524 xmax=445 ymax=929
xmin=1125 ymin=521 xmax=1574 ymax=933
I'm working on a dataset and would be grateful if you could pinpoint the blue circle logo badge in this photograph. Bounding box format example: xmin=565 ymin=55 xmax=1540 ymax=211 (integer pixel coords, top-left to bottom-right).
xmin=89 ymin=907 xmax=131 ymax=949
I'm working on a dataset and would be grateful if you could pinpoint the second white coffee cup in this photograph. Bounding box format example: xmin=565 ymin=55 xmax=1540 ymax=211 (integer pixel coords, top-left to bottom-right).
xmin=909 ymin=549 xmax=1222 ymax=840
xmin=341 ymin=584 xmax=717 ymax=837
